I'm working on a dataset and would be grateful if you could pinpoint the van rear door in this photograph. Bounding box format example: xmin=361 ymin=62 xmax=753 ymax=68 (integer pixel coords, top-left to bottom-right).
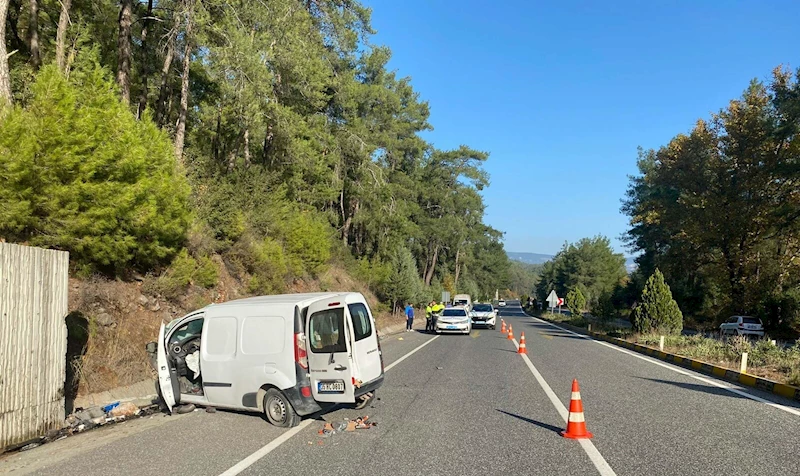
xmin=305 ymin=299 xmax=356 ymax=403
xmin=156 ymin=323 xmax=177 ymax=412
xmin=346 ymin=300 xmax=383 ymax=385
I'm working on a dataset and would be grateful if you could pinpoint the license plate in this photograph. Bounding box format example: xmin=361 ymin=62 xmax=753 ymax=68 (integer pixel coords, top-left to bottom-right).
xmin=318 ymin=381 xmax=345 ymax=393
xmin=447 ymin=325 xmax=458 ymax=329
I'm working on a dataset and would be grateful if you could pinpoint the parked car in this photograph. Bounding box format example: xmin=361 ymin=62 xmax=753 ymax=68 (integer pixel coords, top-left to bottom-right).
xmin=436 ymin=307 xmax=472 ymax=335
xmin=147 ymin=292 xmax=384 ymax=427
xmin=470 ymin=303 xmax=497 ymax=329
xmin=498 ymin=299 xmax=506 ymax=307
xmin=719 ymin=316 xmax=765 ymax=338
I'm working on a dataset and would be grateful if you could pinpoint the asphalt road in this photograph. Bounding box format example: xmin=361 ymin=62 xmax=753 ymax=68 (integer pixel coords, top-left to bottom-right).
xmin=3 ymin=301 xmax=799 ymax=475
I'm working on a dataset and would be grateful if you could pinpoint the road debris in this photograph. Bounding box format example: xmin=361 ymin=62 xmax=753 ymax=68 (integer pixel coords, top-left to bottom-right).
xmin=317 ymin=416 xmax=377 ymax=438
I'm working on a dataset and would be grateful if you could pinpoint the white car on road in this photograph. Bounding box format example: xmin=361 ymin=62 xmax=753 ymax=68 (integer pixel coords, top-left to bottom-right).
xmin=436 ymin=307 xmax=472 ymax=335
xmin=470 ymin=303 xmax=497 ymax=329
xmin=498 ymin=299 xmax=506 ymax=307
xmin=720 ymin=316 xmax=765 ymax=337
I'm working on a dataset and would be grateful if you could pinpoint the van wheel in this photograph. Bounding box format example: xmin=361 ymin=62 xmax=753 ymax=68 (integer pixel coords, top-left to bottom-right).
xmin=264 ymin=389 xmax=300 ymax=428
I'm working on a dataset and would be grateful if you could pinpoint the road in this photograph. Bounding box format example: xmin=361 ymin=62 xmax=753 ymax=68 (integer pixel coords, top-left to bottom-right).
xmin=3 ymin=301 xmax=799 ymax=475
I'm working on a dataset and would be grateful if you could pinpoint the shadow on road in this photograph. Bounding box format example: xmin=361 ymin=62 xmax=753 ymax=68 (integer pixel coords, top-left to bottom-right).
xmin=632 ymin=377 xmax=800 ymax=408
xmin=494 ymin=348 xmax=519 ymax=353
xmin=496 ymin=410 xmax=563 ymax=434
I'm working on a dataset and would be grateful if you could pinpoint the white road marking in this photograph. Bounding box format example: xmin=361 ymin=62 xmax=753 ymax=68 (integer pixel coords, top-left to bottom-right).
xmin=385 ymin=335 xmax=440 ymax=371
xmin=219 ymin=421 xmax=313 ymax=476
xmin=218 ymin=334 xmax=441 ymax=476
xmin=512 ymin=337 xmax=616 ymax=476
xmin=530 ymin=316 xmax=800 ymax=417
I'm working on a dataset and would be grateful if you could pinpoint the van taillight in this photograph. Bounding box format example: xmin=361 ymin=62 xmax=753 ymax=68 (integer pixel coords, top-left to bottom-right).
xmin=295 ymin=332 xmax=308 ymax=369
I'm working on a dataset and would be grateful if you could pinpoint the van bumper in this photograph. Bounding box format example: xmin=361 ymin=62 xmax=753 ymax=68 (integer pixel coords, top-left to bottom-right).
xmin=284 ymin=386 xmax=325 ymax=416
xmin=355 ymin=374 xmax=384 ymax=398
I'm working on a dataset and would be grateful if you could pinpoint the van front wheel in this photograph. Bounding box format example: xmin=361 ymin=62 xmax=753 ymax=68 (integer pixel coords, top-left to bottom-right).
xmin=264 ymin=389 xmax=301 ymax=428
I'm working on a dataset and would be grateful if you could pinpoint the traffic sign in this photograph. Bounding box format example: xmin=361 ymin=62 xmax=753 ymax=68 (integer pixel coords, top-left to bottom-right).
xmin=546 ymin=290 xmax=559 ymax=308
xmin=441 ymin=291 xmax=450 ymax=304
xmin=557 ymin=297 xmax=564 ymax=306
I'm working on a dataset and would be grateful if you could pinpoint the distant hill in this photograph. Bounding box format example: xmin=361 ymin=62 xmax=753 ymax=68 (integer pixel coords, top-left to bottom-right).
xmin=507 ymin=252 xmax=554 ymax=265
xmin=508 ymin=251 xmax=639 ymax=273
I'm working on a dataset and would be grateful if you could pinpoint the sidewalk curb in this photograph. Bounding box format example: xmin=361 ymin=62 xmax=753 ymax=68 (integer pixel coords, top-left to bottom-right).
xmin=536 ymin=314 xmax=800 ymax=403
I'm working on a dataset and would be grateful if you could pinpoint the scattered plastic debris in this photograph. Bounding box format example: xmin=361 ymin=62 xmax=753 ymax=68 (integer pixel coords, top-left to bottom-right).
xmin=317 ymin=416 xmax=377 ymax=438
xmin=102 ymin=401 xmax=121 ymax=413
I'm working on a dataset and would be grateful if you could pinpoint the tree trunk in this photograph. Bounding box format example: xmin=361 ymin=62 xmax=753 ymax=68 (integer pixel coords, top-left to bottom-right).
xmin=7 ymin=0 xmax=27 ymax=58
xmin=0 ymin=0 xmax=12 ymax=106
xmin=116 ymin=0 xmax=133 ymax=104
xmin=454 ymin=247 xmax=461 ymax=289
xmin=136 ymin=0 xmax=153 ymax=118
xmin=173 ymin=1 xmax=193 ymax=163
xmin=424 ymin=243 xmax=439 ymax=286
xmin=55 ymin=0 xmax=72 ymax=72
xmin=155 ymin=27 xmax=176 ymax=126
xmin=26 ymin=0 xmax=40 ymax=70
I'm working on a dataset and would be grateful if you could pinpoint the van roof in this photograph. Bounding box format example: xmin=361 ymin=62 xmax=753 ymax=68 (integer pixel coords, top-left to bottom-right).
xmin=207 ymin=292 xmax=352 ymax=309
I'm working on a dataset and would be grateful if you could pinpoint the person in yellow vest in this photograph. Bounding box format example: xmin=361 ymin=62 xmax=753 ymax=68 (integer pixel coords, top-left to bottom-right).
xmin=425 ymin=301 xmax=434 ymax=332
xmin=430 ymin=301 xmax=445 ymax=332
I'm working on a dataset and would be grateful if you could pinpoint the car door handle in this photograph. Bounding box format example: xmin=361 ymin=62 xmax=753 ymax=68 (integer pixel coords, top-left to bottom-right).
xmin=334 ymin=364 xmax=347 ymax=371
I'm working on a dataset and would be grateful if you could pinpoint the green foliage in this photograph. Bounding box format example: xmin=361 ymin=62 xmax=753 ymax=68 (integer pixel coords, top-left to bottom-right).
xmin=567 ymin=287 xmax=586 ymax=316
xmin=623 ymin=68 xmax=800 ymax=334
xmin=633 ymin=269 xmax=683 ymax=334
xmin=594 ymin=291 xmax=616 ymax=322
xmin=146 ymin=249 xmax=218 ymax=300
xmin=0 ymin=63 xmax=190 ymax=273
xmin=536 ymin=236 xmax=626 ymax=309
xmin=383 ymin=247 xmax=423 ymax=312
xmin=277 ymin=211 xmax=332 ymax=276
xmin=2 ymin=0 xmax=513 ymax=307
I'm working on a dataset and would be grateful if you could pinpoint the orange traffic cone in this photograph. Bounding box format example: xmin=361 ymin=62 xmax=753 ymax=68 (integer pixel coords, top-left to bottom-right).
xmin=561 ymin=379 xmax=593 ymax=439
xmin=517 ymin=332 xmax=528 ymax=354
xmin=507 ymin=325 xmax=514 ymax=340
xmin=500 ymin=320 xmax=507 ymax=334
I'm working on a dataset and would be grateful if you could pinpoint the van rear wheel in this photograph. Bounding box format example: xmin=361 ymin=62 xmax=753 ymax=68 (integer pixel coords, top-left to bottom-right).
xmin=264 ymin=389 xmax=300 ymax=428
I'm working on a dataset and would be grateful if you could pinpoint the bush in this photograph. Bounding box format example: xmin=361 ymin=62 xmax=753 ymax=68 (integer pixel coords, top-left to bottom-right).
xmin=279 ymin=211 xmax=331 ymax=276
xmin=594 ymin=291 xmax=616 ymax=322
xmin=0 ymin=62 xmax=190 ymax=273
xmin=226 ymin=235 xmax=288 ymax=295
xmin=145 ymin=249 xmax=219 ymax=299
xmin=633 ymin=269 xmax=683 ymax=334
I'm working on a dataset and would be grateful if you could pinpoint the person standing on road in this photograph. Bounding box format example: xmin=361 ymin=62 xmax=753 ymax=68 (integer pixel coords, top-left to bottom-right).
xmin=425 ymin=301 xmax=434 ymax=332
xmin=405 ymin=303 xmax=415 ymax=332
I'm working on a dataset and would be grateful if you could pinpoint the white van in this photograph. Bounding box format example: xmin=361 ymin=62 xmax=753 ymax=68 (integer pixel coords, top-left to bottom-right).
xmin=452 ymin=294 xmax=472 ymax=310
xmin=148 ymin=292 xmax=385 ymax=427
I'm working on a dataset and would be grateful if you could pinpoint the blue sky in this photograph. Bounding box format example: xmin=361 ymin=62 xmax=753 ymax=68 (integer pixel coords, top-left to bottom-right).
xmin=363 ymin=0 xmax=800 ymax=255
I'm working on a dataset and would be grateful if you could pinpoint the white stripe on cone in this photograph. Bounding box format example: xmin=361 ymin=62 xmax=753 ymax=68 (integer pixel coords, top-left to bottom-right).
xmin=571 ymin=391 xmax=581 ymax=400
xmin=568 ymin=412 xmax=585 ymax=423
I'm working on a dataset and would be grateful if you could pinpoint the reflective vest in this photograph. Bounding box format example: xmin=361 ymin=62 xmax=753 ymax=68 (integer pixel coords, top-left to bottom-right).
xmin=425 ymin=305 xmax=433 ymax=317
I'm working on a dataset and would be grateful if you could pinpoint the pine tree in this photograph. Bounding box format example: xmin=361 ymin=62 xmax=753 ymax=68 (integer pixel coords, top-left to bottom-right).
xmin=633 ymin=269 xmax=683 ymax=334
xmin=0 ymin=61 xmax=190 ymax=273
xmin=383 ymin=247 xmax=421 ymax=313
xmin=567 ymin=287 xmax=586 ymax=317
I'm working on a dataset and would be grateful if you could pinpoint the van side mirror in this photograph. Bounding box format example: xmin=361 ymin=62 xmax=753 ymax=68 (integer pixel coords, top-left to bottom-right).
xmin=145 ymin=342 xmax=157 ymax=353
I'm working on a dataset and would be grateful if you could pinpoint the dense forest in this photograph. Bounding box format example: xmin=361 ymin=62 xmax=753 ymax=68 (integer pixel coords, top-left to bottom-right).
xmin=0 ymin=0 xmax=511 ymax=310
xmin=623 ymin=69 xmax=800 ymax=335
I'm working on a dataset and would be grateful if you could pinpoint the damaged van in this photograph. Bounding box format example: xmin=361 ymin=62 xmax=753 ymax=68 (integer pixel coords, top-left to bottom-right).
xmin=146 ymin=292 xmax=384 ymax=427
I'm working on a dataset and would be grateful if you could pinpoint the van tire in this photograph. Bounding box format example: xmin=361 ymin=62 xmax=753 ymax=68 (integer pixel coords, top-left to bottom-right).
xmin=263 ymin=389 xmax=301 ymax=428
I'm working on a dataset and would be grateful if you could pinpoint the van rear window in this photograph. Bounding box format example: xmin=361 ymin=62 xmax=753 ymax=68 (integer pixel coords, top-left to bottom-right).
xmin=348 ymin=303 xmax=372 ymax=341
xmin=309 ymin=308 xmax=347 ymax=353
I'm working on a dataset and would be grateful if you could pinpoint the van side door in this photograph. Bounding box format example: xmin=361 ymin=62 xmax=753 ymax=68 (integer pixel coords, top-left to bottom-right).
xmin=345 ymin=300 xmax=383 ymax=385
xmin=305 ymin=299 xmax=356 ymax=403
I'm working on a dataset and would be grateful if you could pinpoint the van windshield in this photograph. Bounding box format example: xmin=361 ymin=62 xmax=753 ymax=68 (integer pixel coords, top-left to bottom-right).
xmin=309 ymin=308 xmax=347 ymax=353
